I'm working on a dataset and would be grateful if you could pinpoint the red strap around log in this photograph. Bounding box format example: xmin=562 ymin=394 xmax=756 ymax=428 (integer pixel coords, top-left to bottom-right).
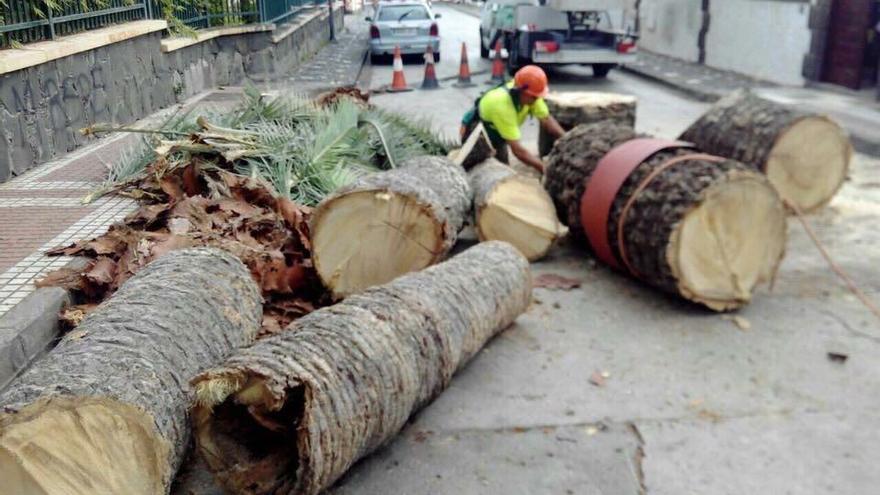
xmin=616 ymin=153 xmax=726 ymax=278
xmin=580 ymin=138 xmax=693 ymax=269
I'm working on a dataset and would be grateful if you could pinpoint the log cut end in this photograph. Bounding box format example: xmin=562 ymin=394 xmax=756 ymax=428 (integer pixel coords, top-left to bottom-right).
xmin=311 ymin=156 xmax=471 ymax=298
xmin=311 ymin=189 xmax=444 ymax=298
xmin=193 ymin=372 xmax=304 ymax=495
xmin=470 ymin=159 xmax=567 ymax=261
xmin=668 ymin=170 xmax=787 ymax=311
xmin=0 ymin=397 xmax=168 ymax=495
xmin=764 ymin=116 xmax=851 ymax=213
xmin=679 ymin=90 xmax=851 ymax=214
xmin=545 ymin=91 xmax=637 ymax=115
xmin=477 ymin=177 xmax=569 ymax=260
xmin=539 ymin=91 xmax=637 ymax=156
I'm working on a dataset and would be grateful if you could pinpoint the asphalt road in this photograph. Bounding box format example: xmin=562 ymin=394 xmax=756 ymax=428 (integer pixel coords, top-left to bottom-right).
xmin=337 ymin=4 xmax=880 ymax=495
xmin=173 ymin=6 xmax=880 ymax=494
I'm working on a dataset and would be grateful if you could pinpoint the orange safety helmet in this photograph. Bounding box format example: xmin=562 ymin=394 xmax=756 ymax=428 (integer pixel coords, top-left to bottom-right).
xmin=514 ymin=65 xmax=549 ymax=98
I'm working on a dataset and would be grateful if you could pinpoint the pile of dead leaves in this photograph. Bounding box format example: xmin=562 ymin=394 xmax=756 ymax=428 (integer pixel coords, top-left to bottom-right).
xmin=314 ymin=86 xmax=370 ymax=108
xmin=38 ymin=159 xmax=329 ymax=336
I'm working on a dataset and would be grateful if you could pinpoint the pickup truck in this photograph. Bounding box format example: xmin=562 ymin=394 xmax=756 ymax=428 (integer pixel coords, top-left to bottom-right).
xmin=478 ymin=0 xmax=638 ymax=77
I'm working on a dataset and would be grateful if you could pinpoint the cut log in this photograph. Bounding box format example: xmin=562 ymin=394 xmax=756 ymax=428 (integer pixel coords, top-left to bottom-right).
xmin=453 ymin=122 xmax=495 ymax=169
xmin=679 ymin=89 xmax=852 ymax=213
xmin=539 ymin=91 xmax=637 ymax=156
xmin=310 ymin=155 xmax=471 ymax=298
xmin=469 ymin=158 xmax=568 ymax=260
xmin=0 ymin=248 xmax=262 ymax=495
xmin=191 ymin=241 xmax=532 ymax=495
xmin=545 ymin=122 xmax=787 ymax=311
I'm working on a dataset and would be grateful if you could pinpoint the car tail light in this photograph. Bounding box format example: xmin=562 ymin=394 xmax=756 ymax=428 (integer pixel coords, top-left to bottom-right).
xmin=429 ymin=23 xmax=438 ymax=37
xmin=617 ymin=39 xmax=637 ymax=54
xmin=534 ymin=41 xmax=559 ymax=53
xmin=370 ymin=25 xmax=380 ymax=39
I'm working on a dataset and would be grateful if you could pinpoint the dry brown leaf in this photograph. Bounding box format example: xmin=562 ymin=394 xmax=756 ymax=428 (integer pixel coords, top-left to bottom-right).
xmin=534 ymin=273 xmax=582 ymax=290
xmin=159 ymin=174 xmax=186 ymax=201
xmin=150 ymin=234 xmax=197 ymax=260
xmin=217 ymin=199 xmax=261 ymax=218
xmin=36 ymin=268 xmax=85 ymax=290
xmin=182 ymin=162 xmax=202 ymax=196
xmin=85 ymin=257 xmax=117 ymax=285
xmin=255 ymin=256 xmax=309 ymax=294
xmin=126 ymin=203 xmax=171 ymax=227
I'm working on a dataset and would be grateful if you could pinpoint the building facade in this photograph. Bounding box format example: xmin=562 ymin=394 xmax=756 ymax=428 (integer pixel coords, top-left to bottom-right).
xmin=635 ymin=0 xmax=880 ymax=96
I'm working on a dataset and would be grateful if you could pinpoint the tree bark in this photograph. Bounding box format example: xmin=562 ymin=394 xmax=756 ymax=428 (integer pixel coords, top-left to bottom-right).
xmin=469 ymin=159 xmax=567 ymax=260
xmin=311 ymin=155 xmax=471 ymax=298
xmin=545 ymin=122 xmax=787 ymax=311
xmin=191 ymin=241 xmax=532 ymax=495
xmin=539 ymin=92 xmax=637 ymax=156
xmin=679 ymin=89 xmax=851 ymax=212
xmin=0 ymin=248 xmax=262 ymax=495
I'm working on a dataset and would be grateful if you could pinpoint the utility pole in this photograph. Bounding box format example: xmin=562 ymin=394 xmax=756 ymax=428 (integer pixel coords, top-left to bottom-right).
xmin=328 ymin=0 xmax=336 ymax=41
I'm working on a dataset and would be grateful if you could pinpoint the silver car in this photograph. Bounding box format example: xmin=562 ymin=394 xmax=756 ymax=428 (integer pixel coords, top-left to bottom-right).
xmin=368 ymin=1 xmax=442 ymax=63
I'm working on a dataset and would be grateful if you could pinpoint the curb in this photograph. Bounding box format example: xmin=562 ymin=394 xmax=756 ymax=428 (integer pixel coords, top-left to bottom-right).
xmin=621 ymin=65 xmax=880 ymax=157
xmin=619 ymin=65 xmax=721 ymax=103
xmin=0 ymin=283 xmax=76 ymax=393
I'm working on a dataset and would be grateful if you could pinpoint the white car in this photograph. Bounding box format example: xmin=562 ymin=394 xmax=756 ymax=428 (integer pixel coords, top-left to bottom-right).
xmin=368 ymin=1 xmax=442 ymax=63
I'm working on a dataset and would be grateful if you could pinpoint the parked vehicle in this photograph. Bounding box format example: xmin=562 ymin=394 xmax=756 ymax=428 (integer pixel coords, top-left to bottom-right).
xmin=368 ymin=1 xmax=442 ymax=64
xmin=479 ymin=0 xmax=638 ymax=77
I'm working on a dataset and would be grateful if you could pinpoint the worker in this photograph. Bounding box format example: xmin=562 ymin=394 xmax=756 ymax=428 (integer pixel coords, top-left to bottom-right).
xmin=460 ymin=65 xmax=565 ymax=174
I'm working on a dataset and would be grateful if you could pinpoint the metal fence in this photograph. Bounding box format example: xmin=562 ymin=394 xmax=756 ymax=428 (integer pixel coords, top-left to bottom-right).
xmin=153 ymin=0 xmax=260 ymax=29
xmin=0 ymin=0 xmax=319 ymax=48
xmin=0 ymin=1 xmax=150 ymax=47
xmin=258 ymin=0 xmax=314 ymax=24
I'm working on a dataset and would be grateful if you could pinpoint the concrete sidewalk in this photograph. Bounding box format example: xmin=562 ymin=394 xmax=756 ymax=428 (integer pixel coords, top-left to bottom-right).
xmin=624 ymin=50 xmax=880 ymax=156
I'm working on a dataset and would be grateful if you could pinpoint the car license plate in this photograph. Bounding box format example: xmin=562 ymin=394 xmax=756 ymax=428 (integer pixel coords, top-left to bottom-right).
xmin=392 ymin=28 xmax=417 ymax=36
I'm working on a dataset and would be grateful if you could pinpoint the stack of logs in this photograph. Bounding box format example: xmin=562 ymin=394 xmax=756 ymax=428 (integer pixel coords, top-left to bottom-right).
xmin=0 ymin=243 xmax=533 ymax=495
xmin=541 ymin=89 xmax=851 ymax=310
xmin=0 ymin=89 xmax=855 ymax=495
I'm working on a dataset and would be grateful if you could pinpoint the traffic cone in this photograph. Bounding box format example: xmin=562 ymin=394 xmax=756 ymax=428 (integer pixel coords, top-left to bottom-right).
xmin=454 ymin=42 xmax=476 ymax=88
xmin=421 ymin=44 xmax=440 ymax=90
xmin=389 ymin=45 xmax=411 ymax=92
xmin=488 ymin=39 xmax=506 ymax=84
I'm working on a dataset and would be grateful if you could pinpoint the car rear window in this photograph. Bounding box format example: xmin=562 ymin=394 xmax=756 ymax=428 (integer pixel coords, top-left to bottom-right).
xmin=378 ymin=5 xmax=430 ymax=21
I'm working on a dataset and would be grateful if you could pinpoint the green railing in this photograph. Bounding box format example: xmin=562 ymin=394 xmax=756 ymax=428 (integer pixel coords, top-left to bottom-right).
xmin=0 ymin=1 xmax=150 ymax=48
xmin=0 ymin=0 xmax=321 ymax=48
xmin=258 ymin=0 xmax=315 ymax=24
xmin=152 ymin=0 xmax=261 ymax=29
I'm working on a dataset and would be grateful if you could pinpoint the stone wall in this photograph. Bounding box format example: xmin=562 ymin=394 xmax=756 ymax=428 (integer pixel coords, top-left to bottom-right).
xmin=0 ymin=7 xmax=345 ymax=182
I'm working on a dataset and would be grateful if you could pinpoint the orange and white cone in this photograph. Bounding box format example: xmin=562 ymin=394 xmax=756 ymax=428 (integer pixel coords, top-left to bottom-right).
xmin=454 ymin=42 xmax=475 ymax=88
xmin=488 ymin=39 xmax=506 ymax=85
xmin=389 ymin=45 xmax=411 ymax=92
xmin=421 ymin=44 xmax=440 ymax=90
